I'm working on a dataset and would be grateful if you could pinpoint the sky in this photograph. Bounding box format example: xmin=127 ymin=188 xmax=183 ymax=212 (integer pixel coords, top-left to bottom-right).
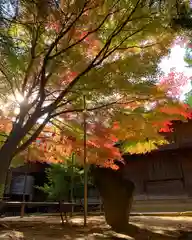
xmin=159 ymin=45 xmax=192 ymax=100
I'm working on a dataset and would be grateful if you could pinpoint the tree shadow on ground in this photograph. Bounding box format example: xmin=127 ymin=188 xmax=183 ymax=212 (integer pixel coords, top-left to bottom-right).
xmin=93 ymin=223 xmax=181 ymax=240
xmin=1 ymin=221 xmax=191 ymax=240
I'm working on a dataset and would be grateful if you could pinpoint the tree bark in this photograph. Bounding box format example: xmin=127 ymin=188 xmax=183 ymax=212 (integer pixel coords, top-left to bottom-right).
xmin=0 ymin=130 xmax=22 ymax=199
xmin=0 ymin=164 xmax=10 ymax=199
xmin=92 ymin=167 xmax=135 ymax=232
xmin=0 ymin=146 xmax=15 ymax=199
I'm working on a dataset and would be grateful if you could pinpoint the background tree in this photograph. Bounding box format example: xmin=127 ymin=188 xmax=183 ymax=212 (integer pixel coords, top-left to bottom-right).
xmin=171 ymin=0 xmax=192 ymax=31
xmin=37 ymin=161 xmax=79 ymax=202
xmin=36 ymin=155 xmax=85 ymax=224
xmin=183 ymin=38 xmax=192 ymax=107
xmin=185 ymin=87 xmax=192 ymax=107
xmin=37 ymin=155 xmax=93 ymax=202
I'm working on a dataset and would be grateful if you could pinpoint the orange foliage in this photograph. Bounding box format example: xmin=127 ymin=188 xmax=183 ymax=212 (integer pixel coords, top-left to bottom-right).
xmin=29 ymin=122 xmax=122 ymax=169
xmin=32 ymin=103 xmax=192 ymax=168
xmin=1 ymin=101 xmax=192 ymax=169
xmin=60 ymin=71 xmax=78 ymax=85
xmin=159 ymin=104 xmax=192 ymax=119
xmin=74 ymin=29 xmax=101 ymax=55
xmin=153 ymin=103 xmax=192 ymax=132
xmin=159 ymin=121 xmax=173 ymax=133
xmin=0 ymin=117 xmax=12 ymax=133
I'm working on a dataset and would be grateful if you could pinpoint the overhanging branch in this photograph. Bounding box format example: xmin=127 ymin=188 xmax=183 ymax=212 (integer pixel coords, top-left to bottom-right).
xmin=14 ymin=114 xmax=51 ymax=155
xmin=38 ymin=0 xmax=89 ymax=94
xmin=51 ymin=0 xmax=143 ymax=103
xmin=50 ymin=99 xmax=139 ymax=118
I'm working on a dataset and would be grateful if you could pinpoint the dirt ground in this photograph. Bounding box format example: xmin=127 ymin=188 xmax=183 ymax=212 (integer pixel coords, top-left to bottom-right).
xmin=0 ymin=215 xmax=192 ymax=239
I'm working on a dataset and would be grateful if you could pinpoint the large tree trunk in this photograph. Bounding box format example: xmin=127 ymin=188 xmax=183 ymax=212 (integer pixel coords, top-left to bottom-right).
xmin=92 ymin=167 xmax=135 ymax=232
xmin=0 ymin=146 xmax=15 ymax=199
xmin=0 ymin=133 xmax=21 ymax=199
xmin=0 ymin=110 xmax=47 ymax=199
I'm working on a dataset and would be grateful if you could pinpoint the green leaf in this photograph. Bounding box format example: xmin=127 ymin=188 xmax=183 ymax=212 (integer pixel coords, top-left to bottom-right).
xmin=11 ymin=155 xmax=25 ymax=168
xmin=187 ymin=95 xmax=192 ymax=107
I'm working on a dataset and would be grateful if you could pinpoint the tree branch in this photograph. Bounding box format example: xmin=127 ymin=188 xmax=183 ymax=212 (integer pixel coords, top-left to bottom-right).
xmin=50 ymin=99 xmax=138 ymax=118
xmin=15 ymin=115 xmax=51 ymax=155
xmin=47 ymin=1 xmax=142 ymax=111
xmin=53 ymin=97 xmax=78 ymax=110
xmin=49 ymin=8 xmax=118 ymax=60
xmin=38 ymin=0 xmax=89 ymax=95
xmin=22 ymin=23 xmax=40 ymax=93
xmin=117 ymin=42 xmax=160 ymax=50
xmin=49 ymin=120 xmax=72 ymax=133
xmin=23 ymin=0 xmax=148 ymax=124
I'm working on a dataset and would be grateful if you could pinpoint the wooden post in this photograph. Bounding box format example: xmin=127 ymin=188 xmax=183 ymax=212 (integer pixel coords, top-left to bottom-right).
xmin=20 ymin=148 xmax=29 ymax=218
xmin=70 ymin=152 xmax=75 ymax=217
xmin=20 ymin=171 xmax=27 ymax=218
xmin=59 ymin=201 xmax=64 ymax=225
xmin=83 ymin=95 xmax=88 ymax=226
xmin=99 ymin=197 xmax=102 ymax=214
xmin=20 ymin=203 xmax=25 ymax=218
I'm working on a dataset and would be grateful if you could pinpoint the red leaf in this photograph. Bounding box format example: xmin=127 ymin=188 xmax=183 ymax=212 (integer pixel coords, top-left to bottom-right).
xmin=112 ymin=121 xmax=120 ymax=130
xmin=159 ymin=71 xmax=189 ymax=97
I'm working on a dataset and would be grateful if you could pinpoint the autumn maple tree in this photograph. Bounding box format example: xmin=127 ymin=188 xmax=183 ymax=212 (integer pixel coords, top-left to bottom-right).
xmin=0 ymin=0 xmax=192 ymax=231
xmin=0 ymin=0 xmax=190 ymax=190
xmin=154 ymin=69 xmax=192 ymax=132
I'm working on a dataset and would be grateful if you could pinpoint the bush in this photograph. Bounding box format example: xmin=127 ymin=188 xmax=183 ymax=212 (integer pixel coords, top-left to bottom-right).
xmin=37 ymin=155 xmax=85 ymax=202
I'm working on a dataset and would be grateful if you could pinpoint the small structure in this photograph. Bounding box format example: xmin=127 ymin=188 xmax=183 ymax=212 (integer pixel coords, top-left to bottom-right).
xmin=4 ymin=162 xmax=48 ymax=202
xmin=123 ymin=119 xmax=192 ymax=200
xmin=4 ymin=162 xmax=101 ymax=205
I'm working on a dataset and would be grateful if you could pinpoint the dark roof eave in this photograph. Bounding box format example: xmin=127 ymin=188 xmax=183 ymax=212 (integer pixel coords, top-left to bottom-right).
xmin=122 ymin=140 xmax=192 ymax=158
